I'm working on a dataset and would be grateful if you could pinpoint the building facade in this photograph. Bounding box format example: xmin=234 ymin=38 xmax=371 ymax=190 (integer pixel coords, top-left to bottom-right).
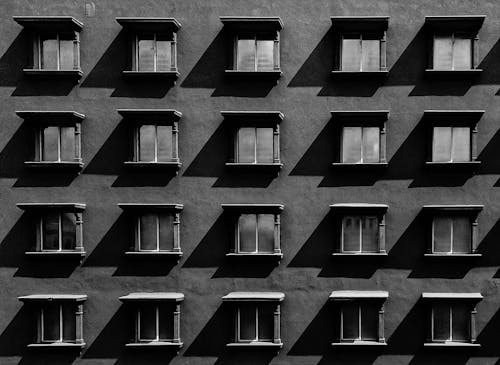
xmin=0 ymin=0 xmax=500 ymax=364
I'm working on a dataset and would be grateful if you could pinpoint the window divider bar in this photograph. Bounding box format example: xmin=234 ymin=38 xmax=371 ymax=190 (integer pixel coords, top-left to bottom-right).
xmin=255 ymin=306 xmax=259 ymax=341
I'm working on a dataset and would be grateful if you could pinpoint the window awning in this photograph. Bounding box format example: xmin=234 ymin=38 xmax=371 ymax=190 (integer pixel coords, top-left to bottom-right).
xmin=220 ymin=16 xmax=283 ymax=31
xmin=117 ymin=109 xmax=182 ymax=123
xmin=13 ymin=16 xmax=83 ymax=31
xmin=222 ymin=292 xmax=285 ymax=302
xmin=221 ymin=204 xmax=284 ymax=214
xmin=329 ymin=290 xmax=389 ymax=300
xmin=118 ymin=203 xmax=183 ymax=212
xmin=16 ymin=111 xmax=85 ymax=124
xmin=17 ymin=203 xmax=86 ymax=212
xmin=116 ymin=17 xmax=181 ymax=32
xmin=330 ymin=16 xmax=389 ymax=32
xmin=119 ymin=292 xmax=184 ymax=302
xmin=221 ymin=111 xmax=284 ymax=124
xmin=330 ymin=203 xmax=388 ymax=213
xmin=422 ymin=292 xmax=483 ymax=301
xmin=424 ymin=15 xmax=485 ymax=32
xmin=19 ymin=294 xmax=87 ymax=302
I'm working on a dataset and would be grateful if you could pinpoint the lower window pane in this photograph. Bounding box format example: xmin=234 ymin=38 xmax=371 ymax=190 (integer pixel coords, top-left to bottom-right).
xmin=59 ymin=38 xmax=75 ymax=70
xmin=451 ymin=127 xmax=471 ymax=162
xmin=433 ymin=217 xmax=452 ymax=253
xmin=43 ymin=213 xmax=60 ymax=250
xmin=43 ymin=304 xmax=60 ymax=341
xmin=157 ymin=125 xmax=173 ymax=162
xmin=433 ymin=35 xmax=453 ymax=70
xmin=41 ymin=37 xmax=58 ymax=69
xmin=158 ymin=214 xmax=174 ymax=251
xmin=433 ymin=127 xmax=452 ymax=162
xmin=237 ymin=128 xmax=256 ymax=163
xmin=42 ymin=126 xmax=59 ymax=161
xmin=452 ymin=36 xmax=472 ymax=70
xmin=140 ymin=214 xmax=157 ymax=251
xmin=156 ymin=38 xmax=172 ymax=71
xmin=237 ymin=39 xmax=256 ymax=71
xmin=452 ymin=216 xmax=471 ymax=253
xmin=452 ymin=304 xmax=469 ymax=341
xmin=342 ymin=216 xmax=360 ymax=252
xmin=256 ymin=128 xmax=274 ymax=163
xmin=362 ymin=127 xmax=380 ymax=163
xmin=258 ymin=304 xmax=274 ymax=341
xmin=139 ymin=125 xmax=156 ymax=162
xmin=138 ymin=37 xmax=155 ymax=71
xmin=361 ymin=216 xmax=379 ymax=252
xmin=239 ymin=214 xmax=257 ymax=252
xmin=360 ymin=303 xmax=378 ymax=340
xmin=342 ymin=127 xmax=362 ymax=163
xmin=62 ymin=304 xmax=76 ymax=341
xmin=433 ymin=303 xmax=451 ymax=341
xmin=239 ymin=304 xmax=256 ymax=341
xmin=61 ymin=212 xmax=76 ymax=250
xmin=361 ymin=39 xmax=380 ymax=71
xmin=257 ymin=214 xmax=274 ymax=253
xmin=256 ymin=40 xmax=274 ymax=71
xmin=342 ymin=37 xmax=361 ymax=71
xmin=159 ymin=304 xmax=174 ymax=340
xmin=139 ymin=305 xmax=157 ymax=340
xmin=60 ymin=127 xmax=75 ymax=161
xmin=341 ymin=302 xmax=359 ymax=340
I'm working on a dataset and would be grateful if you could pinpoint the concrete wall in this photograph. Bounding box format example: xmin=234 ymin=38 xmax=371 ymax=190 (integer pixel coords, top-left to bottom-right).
xmin=0 ymin=0 xmax=500 ymax=364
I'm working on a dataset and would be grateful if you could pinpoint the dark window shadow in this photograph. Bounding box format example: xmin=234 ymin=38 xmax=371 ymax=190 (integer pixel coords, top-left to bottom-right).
xmin=288 ymin=28 xmax=383 ymax=97
xmin=477 ymin=38 xmax=500 ymax=92
xmin=80 ymin=30 xmax=173 ymax=98
xmin=181 ymin=30 xmax=275 ymax=97
xmin=0 ymin=305 xmax=34 ymax=356
xmin=474 ymin=218 xmax=500 ymax=269
xmin=183 ymin=214 xmax=275 ymax=278
xmin=83 ymin=214 xmax=176 ymax=276
xmin=112 ymin=170 xmax=177 ymax=187
xmin=477 ymin=307 xmax=500 ymax=357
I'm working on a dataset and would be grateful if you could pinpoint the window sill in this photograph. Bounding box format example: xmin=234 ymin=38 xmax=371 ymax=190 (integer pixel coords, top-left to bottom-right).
xmin=23 ymin=69 xmax=83 ymax=79
xmin=424 ymin=253 xmax=481 ymax=258
xmin=25 ymin=161 xmax=84 ymax=171
xmin=25 ymin=251 xmax=86 ymax=258
xmin=225 ymin=162 xmax=283 ymax=172
xmin=122 ymin=70 xmax=180 ymax=81
xmin=424 ymin=69 xmax=482 ymax=78
xmin=425 ymin=161 xmax=481 ymax=169
xmin=125 ymin=341 xmax=183 ymax=349
xmin=332 ymin=341 xmax=387 ymax=347
xmin=224 ymin=70 xmax=282 ymax=81
xmin=125 ymin=251 xmax=183 ymax=259
xmin=331 ymin=162 xmax=388 ymax=169
xmin=124 ymin=161 xmax=182 ymax=172
xmin=226 ymin=341 xmax=283 ymax=349
xmin=332 ymin=252 xmax=387 ymax=257
xmin=424 ymin=342 xmax=480 ymax=348
xmin=27 ymin=342 xmax=85 ymax=349
xmin=330 ymin=70 xmax=388 ymax=79
xmin=226 ymin=252 xmax=283 ymax=260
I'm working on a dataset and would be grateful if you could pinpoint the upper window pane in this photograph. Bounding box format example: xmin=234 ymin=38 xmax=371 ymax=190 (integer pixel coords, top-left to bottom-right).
xmin=451 ymin=127 xmax=471 ymax=162
xmin=237 ymin=38 xmax=255 ymax=71
xmin=139 ymin=214 xmax=157 ymax=251
xmin=156 ymin=35 xmax=172 ymax=71
xmin=341 ymin=302 xmax=359 ymax=340
xmin=59 ymin=37 xmax=75 ymax=70
xmin=432 ymin=127 xmax=452 ymax=162
xmin=239 ymin=214 xmax=257 ymax=252
xmin=342 ymin=127 xmax=362 ymax=163
xmin=362 ymin=127 xmax=380 ymax=163
xmin=258 ymin=304 xmax=274 ymax=340
xmin=41 ymin=36 xmax=58 ymax=69
xmin=341 ymin=36 xmax=361 ymax=71
xmin=452 ymin=35 xmax=472 ymax=70
xmin=256 ymin=40 xmax=274 ymax=71
xmin=361 ymin=38 xmax=380 ymax=71
xmin=360 ymin=303 xmax=378 ymax=340
xmin=433 ymin=35 xmax=453 ymax=70
xmin=256 ymin=128 xmax=274 ymax=163
xmin=139 ymin=125 xmax=156 ymax=162
xmin=158 ymin=304 xmax=174 ymax=340
xmin=138 ymin=36 xmax=155 ymax=71
xmin=42 ymin=126 xmax=59 ymax=161
xmin=342 ymin=216 xmax=361 ymax=252
xmin=43 ymin=212 xmax=60 ymax=251
xmin=239 ymin=304 xmax=256 ymax=341
xmin=139 ymin=304 xmax=156 ymax=340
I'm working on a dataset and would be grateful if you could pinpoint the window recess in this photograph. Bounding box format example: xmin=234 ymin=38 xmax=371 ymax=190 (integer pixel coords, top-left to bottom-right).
xmin=13 ymin=16 xmax=83 ymax=79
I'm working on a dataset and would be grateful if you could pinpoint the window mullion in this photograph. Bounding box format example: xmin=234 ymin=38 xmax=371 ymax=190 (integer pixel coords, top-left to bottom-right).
xmin=156 ymin=213 xmax=160 ymax=252
xmin=449 ymin=306 xmax=453 ymax=341
xmin=137 ymin=217 xmax=141 ymax=250
xmin=56 ymin=33 xmax=61 ymax=70
xmin=254 ymin=128 xmax=258 ymax=163
xmin=431 ymin=306 xmax=435 ymax=341
xmin=237 ymin=307 xmax=241 ymax=341
xmin=360 ymin=128 xmax=364 ymax=163
xmin=59 ymin=304 xmax=63 ymax=342
xmin=451 ymin=33 xmax=455 ymax=70
xmin=359 ymin=34 xmax=363 ymax=71
xmin=450 ymin=217 xmax=454 ymax=254
xmin=255 ymin=214 xmax=259 ymax=253
xmin=358 ymin=217 xmax=362 ymax=253
xmin=58 ymin=213 xmax=62 ymax=251
xmin=153 ymin=33 xmax=157 ymax=72
xmin=358 ymin=304 xmax=362 ymax=340
xmin=156 ymin=305 xmax=160 ymax=341
xmin=58 ymin=127 xmax=62 ymax=162
xmin=254 ymin=36 xmax=258 ymax=71
xmin=255 ymin=306 xmax=259 ymax=341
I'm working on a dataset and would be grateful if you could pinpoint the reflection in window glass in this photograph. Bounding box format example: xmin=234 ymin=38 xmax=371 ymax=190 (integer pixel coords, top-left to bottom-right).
xmin=256 ymin=128 xmax=273 ymax=163
xmin=157 ymin=126 xmax=173 ymax=162
xmin=257 ymin=214 xmax=275 ymax=253
xmin=237 ymin=127 xmax=256 ymax=163
xmin=60 ymin=127 xmax=75 ymax=161
xmin=139 ymin=125 xmax=156 ymax=162
xmin=156 ymin=36 xmax=172 ymax=71
xmin=433 ymin=216 xmax=451 ymax=253
xmin=451 ymin=127 xmax=471 ymax=162
xmin=342 ymin=215 xmax=379 ymax=252
xmin=239 ymin=214 xmax=257 ymax=252
xmin=432 ymin=127 xmax=470 ymax=162
xmin=361 ymin=38 xmax=380 ymax=71
xmin=237 ymin=127 xmax=274 ymax=163
xmin=433 ymin=303 xmax=450 ymax=341
xmin=362 ymin=127 xmax=380 ymax=163
xmin=256 ymin=40 xmax=274 ymax=71
xmin=237 ymin=38 xmax=275 ymax=71
xmin=41 ymin=36 xmax=58 ymax=69
xmin=43 ymin=212 xmax=60 ymax=250
xmin=434 ymin=35 xmax=453 ymax=70
xmin=433 ymin=216 xmax=471 ymax=253
xmin=452 ymin=216 xmax=471 ymax=253
xmin=342 ymin=216 xmax=361 ymax=252
xmin=59 ymin=37 xmax=74 ymax=70
xmin=61 ymin=212 xmax=76 ymax=250
xmin=237 ymin=39 xmax=255 ymax=71
xmin=138 ymin=36 xmax=155 ymax=71
xmin=62 ymin=304 xmax=76 ymax=341
xmin=361 ymin=216 xmax=379 ymax=252
xmin=434 ymin=33 xmax=472 ymax=70
xmin=43 ymin=126 xmax=59 ymax=161
xmin=451 ymin=304 xmax=469 ymax=341
xmin=361 ymin=304 xmax=378 ymax=340
xmin=342 ymin=37 xmax=361 ymax=71
xmin=342 ymin=127 xmax=362 ymax=163
xmin=453 ymin=35 xmax=472 ymax=69
xmin=342 ymin=127 xmax=380 ymax=163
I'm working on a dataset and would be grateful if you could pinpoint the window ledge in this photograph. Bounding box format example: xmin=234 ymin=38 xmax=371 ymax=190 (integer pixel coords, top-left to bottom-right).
xmin=424 ymin=69 xmax=482 ymax=78
xmin=226 ymin=252 xmax=283 ymax=260
xmin=330 ymin=70 xmax=388 ymax=79
xmin=425 ymin=161 xmax=481 ymax=169
xmin=23 ymin=69 xmax=83 ymax=79
xmin=125 ymin=251 xmax=183 ymax=259
xmin=122 ymin=70 xmax=179 ymax=80
xmin=331 ymin=162 xmax=388 ymax=169
xmin=424 ymin=342 xmax=480 ymax=348
xmin=226 ymin=342 xmax=283 ymax=349
xmin=332 ymin=341 xmax=387 ymax=347
xmin=124 ymin=161 xmax=182 ymax=171
xmin=125 ymin=341 xmax=183 ymax=349
xmin=332 ymin=252 xmax=387 ymax=257
xmin=424 ymin=253 xmax=481 ymax=258
xmin=25 ymin=161 xmax=84 ymax=170
xmin=25 ymin=251 xmax=86 ymax=258
xmin=27 ymin=342 xmax=85 ymax=349
xmin=224 ymin=70 xmax=282 ymax=80
xmin=225 ymin=162 xmax=283 ymax=172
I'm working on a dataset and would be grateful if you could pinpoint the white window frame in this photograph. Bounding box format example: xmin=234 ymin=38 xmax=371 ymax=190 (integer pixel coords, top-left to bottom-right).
xmin=136 ymin=303 xmax=173 ymax=342
xmin=235 ymin=127 xmax=275 ymax=164
xmin=39 ymin=213 xmax=75 ymax=252
xmin=433 ymin=32 xmax=473 ymax=71
xmin=340 ymin=33 xmax=382 ymax=72
xmin=235 ymin=34 xmax=279 ymax=71
xmin=341 ymin=215 xmax=379 ymax=253
xmin=236 ymin=304 xmax=273 ymax=343
xmin=135 ymin=124 xmax=175 ymax=163
xmin=133 ymin=33 xmax=175 ymax=72
xmin=341 ymin=126 xmax=381 ymax=164
xmin=38 ymin=125 xmax=76 ymax=162
xmin=136 ymin=213 xmax=172 ymax=252
xmin=236 ymin=213 xmax=276 ymax=254
xmin=36 ymin=32 xmax=78 ymax=70
xmin=340 ymin=302 xmax=379 ymax=342
xmin=432 ymin=126 xmax=471 ymax=163
xmin=431 ymin=304 xmax=469 ymax=343
xmin=431 ymin=216 xmax=472 ymax=254
xmin=40 ymin=303 xmax=73 ymax=343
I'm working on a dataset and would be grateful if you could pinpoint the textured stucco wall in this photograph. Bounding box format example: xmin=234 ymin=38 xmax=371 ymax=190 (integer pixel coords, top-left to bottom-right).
xmin=1 ymin=0 xmax=500 ymax=364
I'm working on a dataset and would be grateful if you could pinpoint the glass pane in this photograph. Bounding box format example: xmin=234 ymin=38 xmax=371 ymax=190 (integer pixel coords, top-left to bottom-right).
xmin=60 ymin=126 xmax=75 ymax=161
xmin=257 ymin=214 xmax=275 ymax=253
xmin=139 ymin=125 xmax=156 ymax=162
xmin=156 ymin=37 xmax=172 ymax=71
xmin=239 ymin=214 xmax=257 ymax=252
xmin=42 ymin=126 xmax=59 ymax=161
xmin=41 ymin=36 xmax=58 ymax=69
xmin=237 ymin=38 xmax=255 ymax=71
xmin=43 ymin=304 xmax=60 ymax=341
xmin=360 ymin=303 xmax=378 ymax=340
xmin=138 ymin=36 xmax=155 ymax=71
xmin=433 ymin=216 xmax=452 ymax=253
xmin=159 ymin=304 xmax=174 ymax=340
xmin=256 ymin=128 xmax=273 ymax=163
xmin=361 ymin=216 xmax=379 ymax=252
xmin=256 ymin=40 xmax=274 ymax=71
xmin=157 ymin=125 xmax=173 ymax=162
xmin=239 ymin=304 xmax=256 ymax=341
xmin=342 ymin=127 xmax=362 ymax=163
xmin=452 ymin=216 xmax=471 ymax=253
xmin=362 ymin=127 xmax=380 ymax=163
xmin=237 ymin=128 xmax=256 ymax=163
xmin=451 ymin=127 xmax=471 ymax=162
xmin=342 ymin=216 xmax=361 ymax=252
xmin=452 ymin=304 xmax=469 ymax=341
xmin=59 ymin=38 xmax=74 ymax=70
xmin=433 ymin=303 xmax=451 ymax=341
xmin=139 ymin=214 xmax=157 ymax=251
xmin=361 ymin=38 xmax=380 ymax=71
xmin=62 ymin=304 xmax=76 ymax=341
xmin=258 ymin=304 xmax=274 ymax=341
xmin=453 ymin=35 xmax=472 ymax=70
xmin=61 ymin=212 xmax=76 ymax=250
xmin=433 ymin=35 xmax=453 ymax=70
xmin=342 ymin=303 xmax=359 ymax=340
xmin=158 ymin=214 xmax=174 ymax=251
xmin=43 ymin=213 xmax=60 ymax=250
xmin=341 ymin=36 xmax=361 ymax=71
xmin=139 ymin=305 xmax=157 ymax=340
xmin=432 ymin=127 xmax=452 ymax=162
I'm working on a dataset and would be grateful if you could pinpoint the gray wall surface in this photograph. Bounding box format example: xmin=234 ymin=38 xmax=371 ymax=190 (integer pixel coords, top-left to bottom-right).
xmin=0 ymin=0 xmax=500 ymax=364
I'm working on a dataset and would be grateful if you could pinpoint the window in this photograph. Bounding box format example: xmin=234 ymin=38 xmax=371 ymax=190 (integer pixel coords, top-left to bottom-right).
xmin=330 ymin=291 xmax=388 ymax=346
xmin=432 ymin=127 xmax=470 ymax=162
xmin=433 ymin=33 xmax=472 ymax=70
xmin=38 ymin=33 xmax=77 ymax=70
xmin=18 ymin=294 xmax=87 ymax=348
xmin=222 ymin=291 xmax=284 ymax=348
xmin=119 ymin=292 xmax=184 ymax=348
xmin=341 ymin=34 xmax=381 ymax=71
xmin=236 ymin=36 xmax=276 ymax=71
xmin=236 ymin=127 xmax=274 ymax=163
xmin=134 ymin=34 xmax=174 ymax=72
xmin=40 ymin=212 xmax=77 ymax=251
xmin=137 ymin=125 xmax=174 ymax=162
xmin=342 ymin=126 xmax=380 ymax=163
xmin=39 ymin=126 xmax=76 ymax=162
